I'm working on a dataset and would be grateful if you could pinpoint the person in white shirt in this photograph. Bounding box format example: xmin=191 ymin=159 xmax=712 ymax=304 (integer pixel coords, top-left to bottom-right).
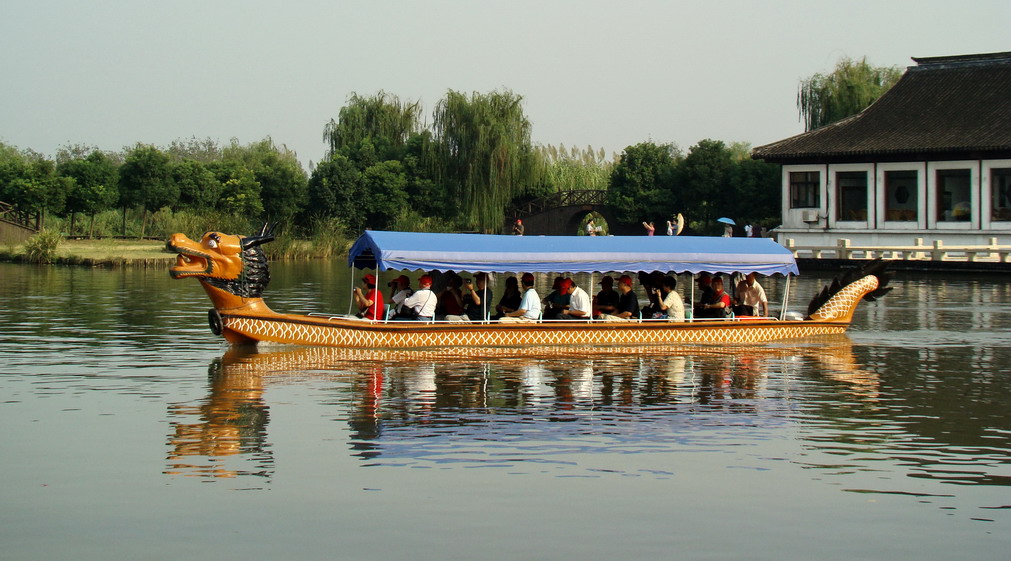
xmin=658 ymin=275 xmax=685 ymax=321
xmin=734 ymin=273 xmax=768 ymax=316
xmin=401 ymin=275 xmax=438 ymax=320
xmin=388 ymin=275 xmax=413 ymax=316
xmin=558 ymin=279 xmax=591 ymax=319
xmin=500 ymin=273 xmax=540 ymax=322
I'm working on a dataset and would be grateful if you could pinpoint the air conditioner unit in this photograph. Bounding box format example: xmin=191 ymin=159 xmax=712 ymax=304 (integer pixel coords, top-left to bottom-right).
xmin=801 ymin=210 xmax=820 ymax=223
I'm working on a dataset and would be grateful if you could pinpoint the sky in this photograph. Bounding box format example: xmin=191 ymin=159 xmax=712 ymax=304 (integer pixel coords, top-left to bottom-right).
xmin=2 ymin=0 xmax=1008 ymax=168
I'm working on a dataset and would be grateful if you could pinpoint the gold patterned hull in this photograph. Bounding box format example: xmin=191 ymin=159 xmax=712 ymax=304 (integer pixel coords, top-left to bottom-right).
xmin=217 ymin=310 xmax=849 ymax=348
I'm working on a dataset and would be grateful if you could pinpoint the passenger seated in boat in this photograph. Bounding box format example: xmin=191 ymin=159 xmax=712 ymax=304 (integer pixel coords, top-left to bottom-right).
xmin=655 ymin=275 xmax=685 ymax=321
xmin=557 ymin=279 xmax=591 ymax=320
xmin=542 ymin=276 xmax=570 ymax=319
xmin=697 ymin=276 xmax=731 ymax=319
xmin=463 ymin=272 xmax=493 ymax=321
xmin=439 ymin=274 xmax=468 ymax=322
xmin=599 ymin=275 xmax=639 ymax=321
xmin=733 ymin=273 xmax=768 ymax=316
xmin=594 ymin=275 xmax=619 ymax=316
xmin=493 ymin=276 xmax=521 ymax=320
xmin=640 ymin=271 xmax=664 ymax=316
xmin=352 ymin=273 xmax=384 ymax=321
xmin=693 ymin=273 xmax=714 ymax=317
xmin=387 ymin=275 xmax=413 ymax=317
xmin=500 ymin=273 xmax=541 ymax=323
xmin=399 ymin=275 xmax=437 ymax=320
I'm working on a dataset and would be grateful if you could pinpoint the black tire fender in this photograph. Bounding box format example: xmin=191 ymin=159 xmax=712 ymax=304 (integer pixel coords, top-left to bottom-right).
xmin=208 ymin=309 xmax=224 ymax=336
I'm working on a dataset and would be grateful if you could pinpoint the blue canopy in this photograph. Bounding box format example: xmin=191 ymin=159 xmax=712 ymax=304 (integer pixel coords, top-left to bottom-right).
xmin=348 ymin=231 xmax=799 ymax=276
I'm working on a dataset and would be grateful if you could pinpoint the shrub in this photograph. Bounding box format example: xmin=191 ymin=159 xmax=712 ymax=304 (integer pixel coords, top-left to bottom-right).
xmin=22 ymin=229 xmax=63 ymax=263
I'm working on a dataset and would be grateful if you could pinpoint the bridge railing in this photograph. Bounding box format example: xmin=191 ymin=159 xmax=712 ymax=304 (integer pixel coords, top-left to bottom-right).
xmin=0 ymin=201 xmax=39 ymax=231
xmin=508 ymin=189 xmax=607 ymax=219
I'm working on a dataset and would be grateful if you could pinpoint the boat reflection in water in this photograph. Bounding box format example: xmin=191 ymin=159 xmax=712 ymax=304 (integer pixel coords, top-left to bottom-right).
xmin=164 ymin=337 xmax=877 ymax=478
xmin=164 ymin=357 xmax=274 ymax=479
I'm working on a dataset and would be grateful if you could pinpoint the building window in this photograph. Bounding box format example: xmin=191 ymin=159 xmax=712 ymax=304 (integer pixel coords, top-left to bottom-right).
xmin=992 ymin=168 xmax=1011 ymax=221
xmin=936 ymin=169 xmax=971 ymax=222
xmin=790 ymin=171 xmax=819 ymax=208
xmin=836 ymin=171 xmax=867 ymax=221
xmin=885 ymin=170 xmax=918 ymax=221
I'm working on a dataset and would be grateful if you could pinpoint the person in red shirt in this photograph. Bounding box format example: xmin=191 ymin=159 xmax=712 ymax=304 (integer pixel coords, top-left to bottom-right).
xmin=352 ymin=273 xmax=385 ymax=320
xmin=700 ymin=276 xmax=732 ymax=318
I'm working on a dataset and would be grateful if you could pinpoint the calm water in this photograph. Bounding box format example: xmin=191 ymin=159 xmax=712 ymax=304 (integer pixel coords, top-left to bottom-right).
xmin=1 ymin=261 xmax=1010 ymax=560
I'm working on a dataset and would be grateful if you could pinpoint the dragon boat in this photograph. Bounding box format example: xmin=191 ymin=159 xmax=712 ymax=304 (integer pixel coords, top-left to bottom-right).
xmin=167 ymin=226 xmax=891 ymax=349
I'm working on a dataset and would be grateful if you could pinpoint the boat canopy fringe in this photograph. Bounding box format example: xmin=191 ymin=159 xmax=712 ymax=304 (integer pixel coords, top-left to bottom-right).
xmin=348 ymin=231 xmax=800 ymax=277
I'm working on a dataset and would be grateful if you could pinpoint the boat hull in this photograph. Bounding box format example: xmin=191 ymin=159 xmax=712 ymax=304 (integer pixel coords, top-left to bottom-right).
xmin=218 ymin=311 xmax=849 ymax=348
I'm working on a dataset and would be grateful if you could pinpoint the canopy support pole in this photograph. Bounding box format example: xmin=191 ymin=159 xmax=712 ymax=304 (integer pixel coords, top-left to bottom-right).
xmin=689 ymin=274 xmax=695 ymax=322
xmin=780 ymin=274 xmax=791 ymax=321
xmin=347 ymin=268 xmax=355 ymax=316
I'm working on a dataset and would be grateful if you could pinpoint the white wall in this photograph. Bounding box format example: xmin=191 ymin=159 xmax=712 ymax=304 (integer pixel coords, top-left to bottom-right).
xmin=779 ymin=158 xmax=1011 ymax=248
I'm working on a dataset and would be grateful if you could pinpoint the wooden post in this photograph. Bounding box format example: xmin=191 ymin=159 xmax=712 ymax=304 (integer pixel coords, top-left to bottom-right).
xmin=932 ymin=240 xmax=945 ymax=261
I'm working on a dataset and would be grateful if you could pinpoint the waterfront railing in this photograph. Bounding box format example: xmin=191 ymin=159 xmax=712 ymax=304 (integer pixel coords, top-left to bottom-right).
xmin=783 ymin=237 xmax=1011 ymax=262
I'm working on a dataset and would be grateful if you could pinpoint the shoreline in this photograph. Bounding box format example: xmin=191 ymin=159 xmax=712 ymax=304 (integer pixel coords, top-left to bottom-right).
xmin=1 ymin=238 xmax=176 ymax=268
xmin=5 ymin=238 xmax=1011 ymax=274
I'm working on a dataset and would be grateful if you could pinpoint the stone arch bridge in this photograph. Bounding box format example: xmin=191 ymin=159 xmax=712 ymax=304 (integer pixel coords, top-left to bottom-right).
xmin=503 ymin=189 xmax=636 ymax=236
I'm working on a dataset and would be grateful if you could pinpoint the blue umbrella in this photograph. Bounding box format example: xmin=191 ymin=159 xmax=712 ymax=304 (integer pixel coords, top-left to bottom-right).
xmin=717 ymin=217 xmax=736 ymax=225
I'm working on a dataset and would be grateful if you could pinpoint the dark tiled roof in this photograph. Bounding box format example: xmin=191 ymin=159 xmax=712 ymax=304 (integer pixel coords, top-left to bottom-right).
xmin=753 ymin=52 xmax=1011 ymax=162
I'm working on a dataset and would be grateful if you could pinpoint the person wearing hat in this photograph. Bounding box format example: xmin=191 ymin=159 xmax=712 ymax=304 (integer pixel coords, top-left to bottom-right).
xmin=594 ymin=275 xmax=619 ymax=317
xmin=512 ymin=219 xmax=524 ymax=236
xmin=600 ymin=275 xmax=639 ymax=321
xmin=463 ymin=273 xmax=493 ymax=321
xmin=400 ymin=274 xmax=437 ymax=320
xmin=558 ymin=279 xmax=591 ymax=320
xmin=352 ymin=273 xmax=384 ymax=321
xmin=500 ymin=273 xmax=540 ymax=322
xmin=542 ymin=276 xmax=570 ymax=319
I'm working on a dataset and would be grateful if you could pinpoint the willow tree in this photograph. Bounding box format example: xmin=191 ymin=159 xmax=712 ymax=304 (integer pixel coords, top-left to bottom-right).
xmin=323 ymin=91 xmax=422 ymax=159
xmin=430 ymin=89 xmax=541 ymax=231
xmin=797 ymin=56 xmax=902 ymax=131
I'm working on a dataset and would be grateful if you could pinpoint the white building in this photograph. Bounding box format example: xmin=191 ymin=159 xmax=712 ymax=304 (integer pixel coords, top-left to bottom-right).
xmin=753 ymin=51 xmax=1011 ymax=247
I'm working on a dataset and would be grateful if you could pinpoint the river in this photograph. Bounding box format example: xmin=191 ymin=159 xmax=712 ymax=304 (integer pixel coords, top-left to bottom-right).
xmin=1 ymin=261 xmax=1009 ymax=560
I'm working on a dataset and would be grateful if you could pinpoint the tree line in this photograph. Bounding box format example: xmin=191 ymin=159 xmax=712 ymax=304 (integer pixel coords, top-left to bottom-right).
xmin=4 ymin=54 xmax=900 ymax=244
xmin=0 ymin=138 xmax=307 ymax=238
xmin=607 ymin=140 xmax=779 ymax=234
xmin=1 ymin=56 xmax=901 ymax=242
xmin=0 ymin=92 xmax=779 ymax=241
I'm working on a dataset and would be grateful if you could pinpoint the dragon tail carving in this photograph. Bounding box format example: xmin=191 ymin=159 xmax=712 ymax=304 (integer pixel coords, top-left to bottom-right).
xmin=807 ymin=258 xmax=893 ymax=322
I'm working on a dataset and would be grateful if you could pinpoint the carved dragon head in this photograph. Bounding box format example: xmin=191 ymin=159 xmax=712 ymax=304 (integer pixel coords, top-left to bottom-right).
xmin=167 ymin=224 xmax=275 ymax=306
